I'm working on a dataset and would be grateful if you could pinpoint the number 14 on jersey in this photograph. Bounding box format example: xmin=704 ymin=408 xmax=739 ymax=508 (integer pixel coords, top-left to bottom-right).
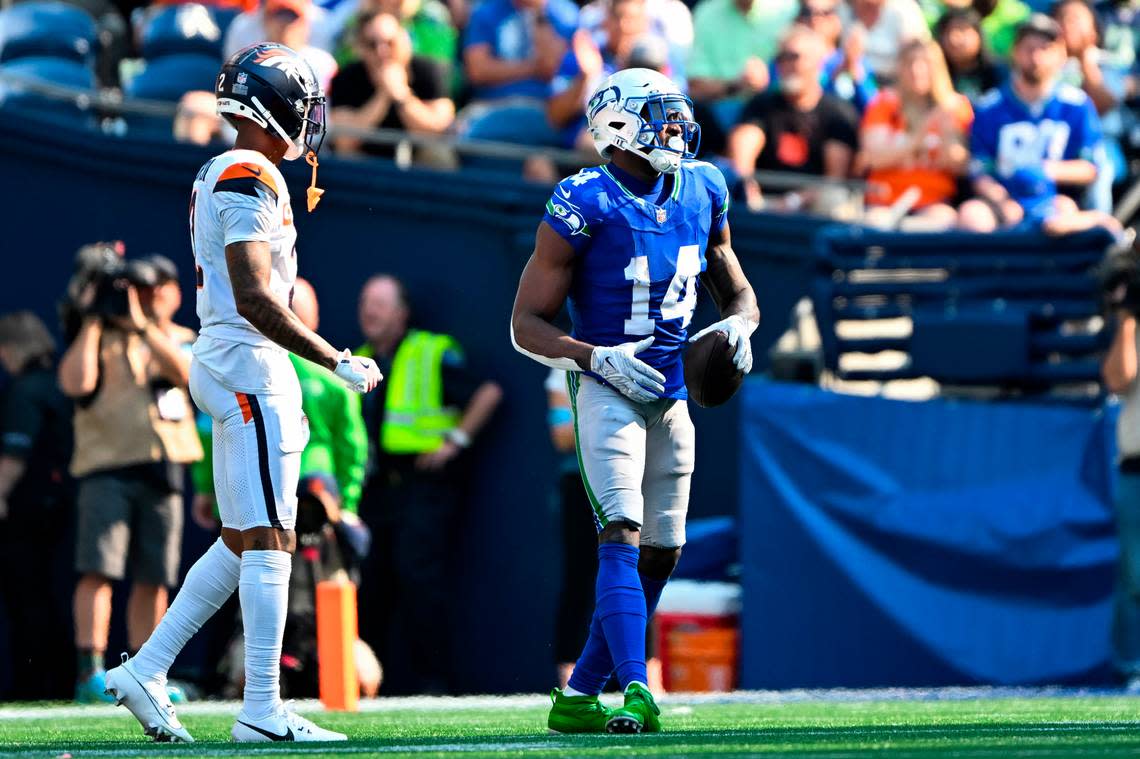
xmin=623 ymin=245 xmax=701 ymax=336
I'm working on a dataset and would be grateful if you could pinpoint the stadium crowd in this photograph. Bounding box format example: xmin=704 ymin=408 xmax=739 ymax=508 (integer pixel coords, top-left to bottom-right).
xmin=1 ymin=0 xmax=1138 ymax=229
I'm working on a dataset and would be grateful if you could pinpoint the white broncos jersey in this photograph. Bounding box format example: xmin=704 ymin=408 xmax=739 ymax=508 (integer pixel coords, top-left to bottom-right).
xmin=190 ymin=149 xmax=299 ymax=394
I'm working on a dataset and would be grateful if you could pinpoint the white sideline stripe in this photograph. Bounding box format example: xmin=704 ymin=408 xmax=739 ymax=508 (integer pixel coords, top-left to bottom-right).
xmin=0 ymin=685 xmax=1136 ymax=721
xmin=0 ymin=741 xmax=583 ymax=756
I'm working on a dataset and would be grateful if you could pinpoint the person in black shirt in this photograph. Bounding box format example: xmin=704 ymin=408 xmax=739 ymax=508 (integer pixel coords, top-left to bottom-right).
xmin=937 ymin=7 xmax=1005 ymax=102
xmin=727 ymin=25 xmax=859 ymax=211
xmin=329 ymin=9 xmax=455 ymax=160
xmin=353 ymin=275 xmax=502 ymax=694
xmin=0 ymin=311 xmax=75 ymax=700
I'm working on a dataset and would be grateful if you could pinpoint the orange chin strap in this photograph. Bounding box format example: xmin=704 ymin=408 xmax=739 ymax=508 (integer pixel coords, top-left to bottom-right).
xmin=305 ymin=150 xmax=324 ymax=212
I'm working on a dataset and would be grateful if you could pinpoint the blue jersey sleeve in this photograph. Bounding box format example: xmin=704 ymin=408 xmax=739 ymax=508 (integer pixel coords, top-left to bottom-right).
xmin=689 ymin=160 xmax=731 ymax=232
xmin=550 ymin=49 xmax=580 ymax=96
xmin=542 ymin=174 xmax=596 ymax=254
xmin=463 ymin=1 xmax=500 ymax=51
xmin=969 ymin=93 xmax=999 ymax=178
xmin=1066 ymin=95 xmax=1104 ymax=163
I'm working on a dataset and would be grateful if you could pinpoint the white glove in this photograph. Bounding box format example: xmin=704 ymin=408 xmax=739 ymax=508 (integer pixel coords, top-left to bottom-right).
xmin=590 ymin=337 xmax=666 ymax=403
xmin=688 ymin=315 xmax=757 ymax=374
xmin=333 ymin=349 xmax=383 ymax=393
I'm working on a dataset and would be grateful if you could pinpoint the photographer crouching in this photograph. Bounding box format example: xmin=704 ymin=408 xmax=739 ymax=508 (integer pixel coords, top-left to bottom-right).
xmin=57 ymin=243 xmax=202 ymax=703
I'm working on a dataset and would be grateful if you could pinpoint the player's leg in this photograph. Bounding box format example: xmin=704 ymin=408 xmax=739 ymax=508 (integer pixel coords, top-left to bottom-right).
xmin=607 ymin=397 xmax=695 ymax=734
xmin=638 ymin=396 xmax=695 ymax=614
xmin=550 ymin=374 xmax=649 ymax=733
xmin=125 ymin=482 xmax=181 ymax=652
xmin=227 ymin=389 xmax=345 ymax=742
xmin=108 ymin=366 xmax=242 ymax=742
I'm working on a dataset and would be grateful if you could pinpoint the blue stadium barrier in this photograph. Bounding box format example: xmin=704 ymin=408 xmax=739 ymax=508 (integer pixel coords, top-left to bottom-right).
xmin=124 ymin=53 xmax=222 ymax=102
xmin=739 ymin=379 xmax=1118 ymax=688
xmin=0 ymin=1 xmax=96 ymax=65
xmin=811 ymin=225 xmax=1115 ymax=389
xmin=139 ymin=4 xmax=224 ymax=61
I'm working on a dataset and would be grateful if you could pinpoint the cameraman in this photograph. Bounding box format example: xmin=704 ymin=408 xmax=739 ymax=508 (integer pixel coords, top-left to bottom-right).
xmin=58 ymin=248 xmax=202 ymax=703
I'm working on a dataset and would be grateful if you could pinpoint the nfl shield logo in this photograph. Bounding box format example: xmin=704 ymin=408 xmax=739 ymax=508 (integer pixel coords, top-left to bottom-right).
xmin=237 ymin=71 xmax=248 ymax=84
xmin=656 ymin=208 xmax=667 ymax=223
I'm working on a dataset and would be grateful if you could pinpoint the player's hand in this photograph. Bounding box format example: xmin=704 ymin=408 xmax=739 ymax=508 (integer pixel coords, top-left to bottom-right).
xmin=191 ymin=494 xmax=218 ymax=531
xmin=334 ymin=349 xmax=383 ymax=393
xmin=689 ymin=315 xmax=758 ymax=374
xmin=590 ymin=337 xmax=666 ymax=403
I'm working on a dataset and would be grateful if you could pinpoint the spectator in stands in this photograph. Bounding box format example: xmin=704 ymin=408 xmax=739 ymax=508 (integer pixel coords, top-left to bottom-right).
xmin=937 ymin=7 xmax=1005 ymax=101
xmin=1095 ymin=0 xmax=1140 ymax=78
xmin=958 ymin=14 xmax=1124 ymax=235
xmin=224 ymin=0 xmax=339 ymax=61
xmin=1055 ymin=0 xmax=1130 ymax=210
xmin=860 ymin=39 xmax=973 ymax=229
xmin=331 ymin=0 xmax=459 ymax=70
xmin=687 ymin=0 xmax=797 ymax=106
xmin=577 ymin=0 xmax=694 ymax=57
xmin=547 ymin=0 xmax=674 ymax=150
xmin=0 ymin=312 xmax=75 ymax=701
xmin=329 ymin=10 xmax=454 ymax=160
xmin=543 ymin=368 xmax=597 ymax=689
xmin=842 ymin=0 xmax=930 ymax=84
xmin=58 ymin=248 xmax=202 ymax=703
xmin=354 ymin=274 xmax=502 ymax=694
xmin=770 ymin=0 xmax=878 ymax=112
xmin=462 ymin=0 xmax=578 ymax=103
xmin=173 ymin=91 xmax=226 ymax=146
xmin=727 ymin=25 xmax=860 ymax=211
xmin=975 ymin=0 xmax=1033 ymax=60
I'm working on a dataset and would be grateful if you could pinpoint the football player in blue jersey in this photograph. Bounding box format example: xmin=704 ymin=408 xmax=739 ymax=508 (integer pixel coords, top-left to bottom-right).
xmin=511 ymin=67 xmax=759 ymax=734
xmin=958 ymin=13 xmax=1124 ymax=238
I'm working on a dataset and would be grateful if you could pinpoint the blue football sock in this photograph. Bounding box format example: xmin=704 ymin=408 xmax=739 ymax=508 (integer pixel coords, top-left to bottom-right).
xmin=595 ymin=542 xmax=647 ymax=689
xmin=566 ymin=611 xmax=612 ymax=695
xmin=640 ymin=573 xmax=668 ymax=618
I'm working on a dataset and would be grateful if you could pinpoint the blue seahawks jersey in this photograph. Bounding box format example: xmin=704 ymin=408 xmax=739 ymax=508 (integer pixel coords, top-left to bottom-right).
xmin=970 ymin=83 xmax=1103 ymax=212
xmin=542 ymin=160 xmax=731 ymax=399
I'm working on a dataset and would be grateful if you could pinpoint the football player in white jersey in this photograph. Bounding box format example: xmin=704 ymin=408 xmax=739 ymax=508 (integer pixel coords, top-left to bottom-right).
xmin=103 ymin=43 xmax=381 ymax=743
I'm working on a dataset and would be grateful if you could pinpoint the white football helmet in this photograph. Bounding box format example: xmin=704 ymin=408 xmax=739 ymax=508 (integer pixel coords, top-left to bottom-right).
xmin=585 ymin=68 xmax=700 ymax=174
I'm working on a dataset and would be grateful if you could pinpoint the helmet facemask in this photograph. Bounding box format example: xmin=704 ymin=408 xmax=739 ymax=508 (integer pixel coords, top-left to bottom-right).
xmin=631 ymin=93 xmax=700 ymax=174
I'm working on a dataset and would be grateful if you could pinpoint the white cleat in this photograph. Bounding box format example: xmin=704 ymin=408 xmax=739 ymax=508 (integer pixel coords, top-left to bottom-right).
xmin=232 ymin=703 xmax=347 ymax=742
xmin=104 ymin=653 xmax=194 ymax=743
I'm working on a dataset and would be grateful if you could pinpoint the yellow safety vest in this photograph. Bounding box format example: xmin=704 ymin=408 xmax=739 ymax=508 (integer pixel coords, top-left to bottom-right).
xmin=376 ymin=330 xmax=462 ymax=454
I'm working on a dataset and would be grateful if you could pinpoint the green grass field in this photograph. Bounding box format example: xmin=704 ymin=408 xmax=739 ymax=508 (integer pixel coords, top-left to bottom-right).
xmin=2 ymin=692 xmax=1140 ymax=758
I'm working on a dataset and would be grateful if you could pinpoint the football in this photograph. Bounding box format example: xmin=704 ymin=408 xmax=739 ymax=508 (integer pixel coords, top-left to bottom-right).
xmin=684 ymin=329 xmax=744 ymax=408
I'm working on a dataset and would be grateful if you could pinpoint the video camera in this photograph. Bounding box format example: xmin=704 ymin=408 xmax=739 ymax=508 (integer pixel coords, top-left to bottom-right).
xmin=60 ymin=242 xmax=160 ymax=339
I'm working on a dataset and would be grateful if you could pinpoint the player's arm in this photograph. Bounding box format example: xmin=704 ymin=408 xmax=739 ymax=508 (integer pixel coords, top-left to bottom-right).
xmin=510 ymin=221 xmax=596 ymax=371
xmin=691 ymin=220 xmax=760 ymax=372
xmin=226 ymin=241 xmax=340 ymax=371
xmin=702 ymin=221 xmax=759 ymax=326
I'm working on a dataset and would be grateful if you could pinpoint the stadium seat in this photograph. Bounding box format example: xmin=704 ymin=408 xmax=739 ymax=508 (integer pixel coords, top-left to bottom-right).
xmin=0 ymin=1 xmax=97 ymax=65
xmin=124 ymin=54 xmax=219 ymax=102
xmin=0 ymin=56 xmax=95 ymax=120
xmin=138 ymin=3 xmax=224 ymax=61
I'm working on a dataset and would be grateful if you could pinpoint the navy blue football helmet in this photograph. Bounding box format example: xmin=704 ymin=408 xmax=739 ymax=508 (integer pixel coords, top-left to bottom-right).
xmin=215 ymin=42 xmax=325 ymax=161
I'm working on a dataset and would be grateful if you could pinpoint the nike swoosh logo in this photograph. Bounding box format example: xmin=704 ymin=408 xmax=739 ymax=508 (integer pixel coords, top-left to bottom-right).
xmin=238 ymin=721 xmax=293 ymax=741
xmin=242 ymin=165 xmax=263 ymax=177
xmin=557 ymin=186 xmax=572 ymax=199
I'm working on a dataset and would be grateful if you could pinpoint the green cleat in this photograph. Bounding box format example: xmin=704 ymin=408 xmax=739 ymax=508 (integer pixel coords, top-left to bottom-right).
xmin=606 ymin=682 xmax=662 ymax=734
xmin=547 ymin=688 xmax=613 ymax=733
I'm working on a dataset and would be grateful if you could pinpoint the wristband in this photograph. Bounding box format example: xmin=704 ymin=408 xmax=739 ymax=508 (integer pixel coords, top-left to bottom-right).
xmin=446 ymin=428 xmax=472 ymax=449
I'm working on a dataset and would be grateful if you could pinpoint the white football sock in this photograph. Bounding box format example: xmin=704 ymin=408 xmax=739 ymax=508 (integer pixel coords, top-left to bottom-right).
xmin=131 ymin=539 xmax=241 ymax=683
xmin=239 ymin=550 xmax=292 ymax=721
